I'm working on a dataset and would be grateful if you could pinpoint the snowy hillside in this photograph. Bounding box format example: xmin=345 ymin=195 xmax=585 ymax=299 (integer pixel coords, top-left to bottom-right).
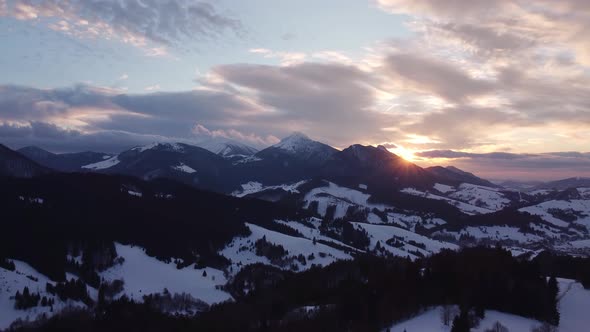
xmin=220 ymin=223 xmax=352 ymax=273
xmin=303 ymin=181 xmax=388 ymax=218
xmin=519 ymin=199 xmax=590 ymax=229
xmin=0 ymin=261 xmax=92 ymax=330
xmin=387 ymin=279 xmax=590 ymax=332
xmin=100 ymin=243 xmax=231 ymax=305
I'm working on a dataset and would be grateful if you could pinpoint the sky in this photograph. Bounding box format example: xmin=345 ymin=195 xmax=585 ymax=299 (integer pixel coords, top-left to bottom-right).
xmin=0 ymin=0 xmax=589 ymax=180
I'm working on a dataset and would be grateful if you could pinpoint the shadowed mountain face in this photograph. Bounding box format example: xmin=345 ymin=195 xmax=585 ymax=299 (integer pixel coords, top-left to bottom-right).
xmin=322 ymin=144 xmax=435 ymax=190
xmin=98 ymin=143 xmax=235 ymax=192
xmin=229 ymin=133 xmax=340 ymax=185
xmin=18 ymin=146 xmax=111 ymax=172
xmin=3 ymin=135 xmax=498 ymax=193
xmin=426 ymin=165 xmax=500 ymax=188
xmin=0 ymin=144 xmax=50 ymax=178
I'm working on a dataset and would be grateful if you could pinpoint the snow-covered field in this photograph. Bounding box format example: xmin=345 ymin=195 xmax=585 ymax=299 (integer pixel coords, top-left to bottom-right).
xmin=402 ymin=188 xmax=494 ymax=215
xmin=304 ymin=182 xmax=389 ymax=218
xmin=171 ymin=162 xmax=196 ymax=174
xmin=448 ymin=183 xmax=510 ymax=211
xmin=220 ymin=223 xmax=351 ymax=272
xmin=388 ymin=306 xmax=544 ymax=332
xmin=352 ymin=222 xmax=458 ymax=259
xmin=232 ymin=180 xmax=307 ymax=198
xmin=387 ymin=279 xmax=590 ymax=332
xmin=439 ymin=226 xmax=543 ymax=244
xmin=519 ymin=199 xmax=590 ymax=229
xmin=100 ymin=243 xmax=231 ymax=305
xmin=82 ymin=156 xmax=120 ymax=170
xmin=0 ymin=261 xmax=90 ymax=330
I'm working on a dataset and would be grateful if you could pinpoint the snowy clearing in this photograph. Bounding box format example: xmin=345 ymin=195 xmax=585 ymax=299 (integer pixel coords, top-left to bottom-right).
xmin=304 ymin=182 xmax=389 ymax=218
xmin=82 ymin=156 xmax=120 ymax=170
xmin=171 ymin=162 xmax=197 ymax=174
xmin=433 ymin=183 xmax=455 ymax=194
xmin=100 ymin=243 xmax=231 ymax=305
xmin=519 ymin=200 xmax=590 ymax=228
xmin=352 ymin=222 xmax=458 ymax=259
xmin=220 ymin=223 xmax=351 ymax=273
xmin=0 ymin=261 xmax=88 ymax=330
xmin=388 ymin=306 xmax=544 ymax=332
xmin=232 ymin=180 xmax=307 ymax=198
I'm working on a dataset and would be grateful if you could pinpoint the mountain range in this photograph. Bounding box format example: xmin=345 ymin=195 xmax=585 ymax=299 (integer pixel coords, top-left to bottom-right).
xmin=2 ymin=133 xmax=590 ymax=330
xmin=13 ymin=133 xmax=496 ymax=193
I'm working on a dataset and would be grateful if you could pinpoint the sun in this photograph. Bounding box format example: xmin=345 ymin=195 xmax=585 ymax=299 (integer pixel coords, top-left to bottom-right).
xmin=392 ymin=146 xmax=416 ymax=162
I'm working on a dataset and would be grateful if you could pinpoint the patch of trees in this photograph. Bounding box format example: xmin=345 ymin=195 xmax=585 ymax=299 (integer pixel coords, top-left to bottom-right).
xmin=547 ymin=208 xmax=585 ymax=223
xmin=143 ymin=289 xmax=208 ymax=314
xmin=0 ymin=173 xmax=308 ymax=280
xmin=13 ymin=287 xmax=53 ymax=310
xmin=0 ymin=258 xmax=16 ymax=271
xmin=255 ymin=236 xmax=289 ymax=263
xmin=533 ymin=251 xmax=590 ymax=289
xmin=341 ymin=222 xmax=370 ymax=250
xmin=46 ymin=279 xmax=92 ymax=306
xmin=9 ymin=247 xmax=562 ymax=332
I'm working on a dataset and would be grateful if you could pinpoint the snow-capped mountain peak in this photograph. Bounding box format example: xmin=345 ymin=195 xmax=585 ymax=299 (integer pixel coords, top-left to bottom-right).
xmin=194 ymin=138 xmax=258 ymax=158
xmin=131 ymin=142 xmax=186 ymax=153
xmin=273 ymin=132 xmax=314 ymax=153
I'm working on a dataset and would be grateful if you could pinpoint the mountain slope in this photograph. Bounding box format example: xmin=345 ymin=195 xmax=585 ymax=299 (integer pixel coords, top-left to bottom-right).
xmin=83 ymin=142 xmax=234 ymax=192
xmin=534 ymin=177 xmax=590 ymax=191
xmin=0 ymin=144 xmax=50 ymax=177
xmin=18 ymin=146 xmax=111 ymax=172
xmin=230 ymin=133 xmax=339 ymax=186
xmin=426 ymin=165 xmax=500 ymax=188
xmin=321 ymin=144 xmax=435 ymax=190
xmin=194 ymin=139 xmax=258 ymax=158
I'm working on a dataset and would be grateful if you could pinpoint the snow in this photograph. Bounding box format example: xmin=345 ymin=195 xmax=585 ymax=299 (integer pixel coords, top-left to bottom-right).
xmin=100 ymin=243 xmax=231 ymax=305
xmin=519 ymin=200 xmax=590 ymax=228
xmin=127 ymin=190 xmax=142 ymax=197
xmin=530 ymin=189 xmax=554 ymax=196
xmin=233 ymin=156 xmax=262 ymax=164
xmin=558 ymin=278 xmax=590 ymax=332
xmin=433 ymin=183 xmax=455 ymax=193
xmin=231 ymin=180 xmax=307 ymax=198
xmin=359 ymin=184 xmax=368 ymax=190
xmin=131 ymin=142 xmax=185 ymax=153
xmin=0 ymin=260 xmax=88 ymax=330
xmin=352 ymin=222 xmax=458 ymax=259
xmin=273 ymin=219 xmax=361 ymax=252
xmin=273 ymin=132 xmax=312 ymax=153
xmin=577 ymin=187 xmax=590 ymax=199
xmin=569 ymin=239 xmax=590 ymax=248
xmin=304 ymin=182 xmax=388 ymax=219
xmin=171 ymin=162 xmax=196 ymax=174
xmin=82 ymin=156 xmax=120 ymax=170
xmin=387 ymin=287 xmax=590 ymax=332
xmin=220 ymin=223 xmax=351 ymax=273
xmin=444 ymin=226 xmax=543 ymax=244
xmin=402 ymin=188 xmax=494 ymax=215
xmin=448 ymin=183 xmax=510 ymax=211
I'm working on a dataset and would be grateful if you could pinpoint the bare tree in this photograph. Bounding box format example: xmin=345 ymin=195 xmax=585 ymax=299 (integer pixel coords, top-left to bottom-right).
xmin=531 ymin=322 xmax=558 ymax=332
xmin=485 ymin=321 xmax=509 ymax=332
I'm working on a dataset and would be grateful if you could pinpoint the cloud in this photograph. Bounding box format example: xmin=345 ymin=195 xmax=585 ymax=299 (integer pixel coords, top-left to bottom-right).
xmin=144 ymin=84 xmax=161 ymax=92
xmin=1 ymin=0 xmax=242 ymax=54
xmin=209 ymin=62 xmax=398 ymax=146
xmin=192 ymin=123 xmax=279 ymax=146
xmin=384 ymin=53 xmax=495 ymax=102
xmin=379 ymin=143 xmax=398 ymax=149
xmin=416 ymin=149 xmax=590 ymax=180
